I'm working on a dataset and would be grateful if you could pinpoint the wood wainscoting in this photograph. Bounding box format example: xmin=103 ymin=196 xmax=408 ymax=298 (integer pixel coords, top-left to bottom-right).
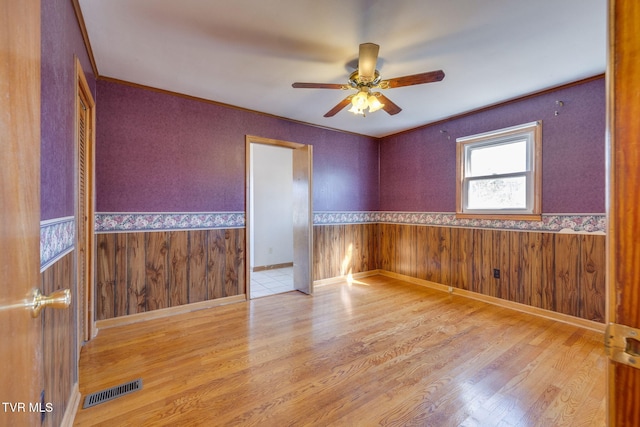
xmin=41 ymin=252 xmax=78 ymax=426
xmin=313 ymin=223 xmax=378 ymax=281
xmin=378 ymin=224 xmax=606 ymax=323
xmin=95 ymin=229 xmax=245 ymax=320
xmin=94 ymin=223 xmax=604 ymax=326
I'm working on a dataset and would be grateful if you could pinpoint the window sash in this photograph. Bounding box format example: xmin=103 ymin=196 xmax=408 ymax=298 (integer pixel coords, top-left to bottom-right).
xmin=465 ymin=138 xmax=530 ymax=178
xmin=464 ymin=171 xmax=534 ymax=214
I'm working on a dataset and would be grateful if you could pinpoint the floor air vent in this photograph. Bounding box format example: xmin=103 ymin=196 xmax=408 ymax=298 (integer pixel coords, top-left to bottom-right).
xmin=83 ymin=378 xmax=143 ymax=408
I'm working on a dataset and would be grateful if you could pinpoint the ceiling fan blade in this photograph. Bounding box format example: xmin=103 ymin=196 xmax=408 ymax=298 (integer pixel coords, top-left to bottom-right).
xmin=358 ymin=43 xmax=379 ymax=82
xmin=376 ymin=93 xmax=402 ymax=115
xmin=292 ymin=82 xmax=346 ymax=89
xmin=381 ymin=70 xmax=445 ymax=88
xmin=324 ymin=96 xmax=353 ymax=117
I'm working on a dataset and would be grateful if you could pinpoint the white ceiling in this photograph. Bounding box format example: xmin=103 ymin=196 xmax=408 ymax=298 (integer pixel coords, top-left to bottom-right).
xmin=78 ymin=0 xmax=606 ymax=138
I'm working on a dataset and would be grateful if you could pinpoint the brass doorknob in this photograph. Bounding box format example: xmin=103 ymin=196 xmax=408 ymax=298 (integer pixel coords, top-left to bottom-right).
xmin=31 ymin=288 xmax=71 ymax=318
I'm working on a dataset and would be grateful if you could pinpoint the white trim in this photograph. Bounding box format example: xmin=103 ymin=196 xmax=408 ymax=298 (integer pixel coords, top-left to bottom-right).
xmin=95 ymin=211 xmax=244 ymax=215
xmin=94 ymin=226 xmax=246 ymax=234
xmin=40 ymin=247 xmax=74 ymax=272
xmin=372 ymin=211 xmax=607 ymax=216
xmin=40 ymin=215 xmax=75 ymax=226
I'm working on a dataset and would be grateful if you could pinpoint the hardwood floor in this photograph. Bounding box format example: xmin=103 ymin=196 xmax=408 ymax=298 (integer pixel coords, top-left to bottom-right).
xmin=74 ymin=275 xmax=606 ymax=426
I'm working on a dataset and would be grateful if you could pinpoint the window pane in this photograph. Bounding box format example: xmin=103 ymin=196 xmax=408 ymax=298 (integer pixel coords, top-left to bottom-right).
xmin=468 ymin=140 xmax=527 ymax=177
xmin=467 ymin=175 xmax=527 ymax=210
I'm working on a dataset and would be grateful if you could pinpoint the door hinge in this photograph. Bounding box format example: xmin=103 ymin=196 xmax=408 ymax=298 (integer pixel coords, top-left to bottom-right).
xmin=605 ymin=322 xmax=640 ymax=369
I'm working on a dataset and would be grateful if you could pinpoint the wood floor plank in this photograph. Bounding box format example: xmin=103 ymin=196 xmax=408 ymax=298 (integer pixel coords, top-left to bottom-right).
xmin=75 ymin=275 xmax=606 ymax=426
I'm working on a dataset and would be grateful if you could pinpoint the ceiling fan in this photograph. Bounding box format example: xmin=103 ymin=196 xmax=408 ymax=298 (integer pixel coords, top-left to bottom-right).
xmin=292 ymin=43 xmax=445 ymax=117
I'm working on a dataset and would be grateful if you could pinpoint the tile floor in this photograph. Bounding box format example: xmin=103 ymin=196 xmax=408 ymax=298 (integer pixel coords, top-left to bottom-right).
xmin=250 ymin=266 xmax=295 ymax=298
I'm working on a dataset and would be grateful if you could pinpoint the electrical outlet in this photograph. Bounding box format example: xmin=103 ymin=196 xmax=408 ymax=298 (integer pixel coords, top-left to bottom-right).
xmin=493 ymin=268 xmax=500 ymax=279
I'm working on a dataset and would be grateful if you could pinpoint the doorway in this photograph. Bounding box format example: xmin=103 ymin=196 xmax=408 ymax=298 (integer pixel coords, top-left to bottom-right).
xmin=245 ymin=135 xmax=313 ymax=299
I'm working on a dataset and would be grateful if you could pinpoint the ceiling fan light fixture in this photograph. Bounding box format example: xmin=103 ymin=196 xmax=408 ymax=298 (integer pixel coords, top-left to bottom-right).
xmin=349 ymin=90 xmax=369 ymax=115
xmin=348 ymin=104 xmax=365 ymax=115
xmin=348 ymin=90 xmax=384 ymax=116
xmin=351 ymin=90 xmax=368 ymax=108
xmin=367 ymin=93 xmax=385 ymax=113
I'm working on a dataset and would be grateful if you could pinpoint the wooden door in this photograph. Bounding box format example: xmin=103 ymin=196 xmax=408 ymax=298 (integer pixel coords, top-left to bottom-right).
xmin=292 ymin=144 xmax=313 ymax=294
xmin=0 ymin=0 xmax=43 ymax=425
xmin=607 ymin=0 xmax=640 ymax=425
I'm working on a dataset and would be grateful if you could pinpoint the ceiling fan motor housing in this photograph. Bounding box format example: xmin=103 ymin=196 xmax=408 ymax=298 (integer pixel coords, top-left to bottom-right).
xmin=349 ymin=70 xmax=382 ymax=88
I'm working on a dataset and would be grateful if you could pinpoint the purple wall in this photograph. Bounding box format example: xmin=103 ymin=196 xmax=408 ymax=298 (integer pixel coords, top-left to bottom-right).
xmin=41 ymin=0 xmax=96 ymax=220
xmin=380 ymin=77 xmax=606 ymax=213
xmin=96 ymin=78 xmax=604 ymax=215
xmin=95 ymin=80 xmax=379 ymax=212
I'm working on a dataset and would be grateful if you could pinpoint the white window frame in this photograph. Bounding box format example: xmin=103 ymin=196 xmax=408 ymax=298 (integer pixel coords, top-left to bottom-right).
xmin=456 ymin=121 xmax=542 ymax=220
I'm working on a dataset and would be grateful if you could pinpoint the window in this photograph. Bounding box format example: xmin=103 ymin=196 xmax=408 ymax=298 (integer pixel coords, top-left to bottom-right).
xmin=456 ymin=121 xmax=542 ymax=220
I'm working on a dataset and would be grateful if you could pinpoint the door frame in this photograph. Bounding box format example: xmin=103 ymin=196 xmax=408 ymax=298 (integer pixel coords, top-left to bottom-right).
xmin=245 ymin=135 xmax=314 ymax=298
xmin=606 ymin=0 xmax=640 ymax=424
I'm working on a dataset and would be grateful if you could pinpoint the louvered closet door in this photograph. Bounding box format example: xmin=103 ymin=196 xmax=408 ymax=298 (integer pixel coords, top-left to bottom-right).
xmin=78 ymin=95 xmax=89 ymax=341
xmin=76 ymin=59 xmax=95 ymax=343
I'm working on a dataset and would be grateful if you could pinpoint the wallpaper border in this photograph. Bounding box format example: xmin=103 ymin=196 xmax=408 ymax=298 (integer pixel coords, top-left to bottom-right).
xmin=95 ymin=212 xmax=246 ymax=233
xmin=41 ymin=216 xmax=75 ymax=271
xmin=95 ymin=212 xmax=606 ymax=234
xmin=372 ymin=212 xmax=606 ymax=233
